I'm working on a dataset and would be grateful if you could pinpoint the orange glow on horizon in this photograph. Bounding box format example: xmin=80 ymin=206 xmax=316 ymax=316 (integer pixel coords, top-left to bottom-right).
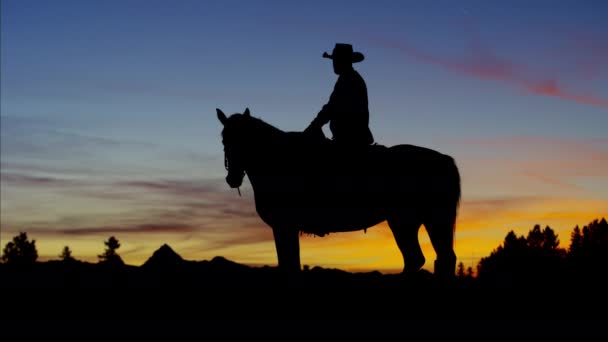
xmin=20 ymin=196 xmax=606 ymax=274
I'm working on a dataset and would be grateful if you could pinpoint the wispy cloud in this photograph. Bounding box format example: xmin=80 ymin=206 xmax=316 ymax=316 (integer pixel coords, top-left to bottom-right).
xmin=452 ymin=135 xmax=608 ymax=195
xmin=1 ymin=161 xmax=105 ymax=177
xmin=0 ymin=173 xmax=265 ymax=256
xmin=367 ymin=29 xmax=608 ymax=108
xmin=460 ymin=195 xmax=608 ymax=226
xmin=0 ymin=172 xmax=86 ymax=187
xmin=455 ymin=136 xmax=608 ymax=162
xmin=117 ymin=179 xmax=224 ymax=197
xmin=523 ymin=171 xmax=586 ymax=192
xmin=43 ymin=223 xmax=199 ymax=236
xmin=556 ymin=29 xmax=608 ymax=82
xmin=463 ymin=196 xmax=544 ymax=212
xmin=196 ymin=228 xmax=275 ymax=252
xmin=1 ymin=115 xmax=155 ymax=149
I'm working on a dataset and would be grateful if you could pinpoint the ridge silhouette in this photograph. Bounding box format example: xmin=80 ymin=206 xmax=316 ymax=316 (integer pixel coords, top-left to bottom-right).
xmin=2 ymin=217 xmax=607 ymax=337
xmin=217 ymin=107 xmax=461 ymax=279
xmin=142 ymin=243 xmax=185 ymax=269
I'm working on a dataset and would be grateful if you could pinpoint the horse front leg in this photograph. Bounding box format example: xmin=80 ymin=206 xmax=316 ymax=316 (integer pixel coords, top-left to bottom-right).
xmin=272 ymin=226 xmax=301 ymax=274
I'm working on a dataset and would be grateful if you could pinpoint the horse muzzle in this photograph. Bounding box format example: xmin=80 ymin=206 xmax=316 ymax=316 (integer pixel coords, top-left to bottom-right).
xmin=226 ymin=174 xmax=244 ymax=188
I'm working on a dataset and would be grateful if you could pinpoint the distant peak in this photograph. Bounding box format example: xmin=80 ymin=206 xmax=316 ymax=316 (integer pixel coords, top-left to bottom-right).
xmin=158 ymin=243 xmax=174 ymax=251
xmin=209 ymin=256 xmax=249 ymax=270
xmin=142 ymin=243 xmax=185 ymax=268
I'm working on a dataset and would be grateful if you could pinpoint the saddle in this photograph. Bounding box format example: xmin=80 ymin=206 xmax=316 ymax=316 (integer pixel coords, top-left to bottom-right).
xmin=299 ymin=127 xmax=387 ymax=155
xmin=291 ymin=129 xmax=388 ymax=184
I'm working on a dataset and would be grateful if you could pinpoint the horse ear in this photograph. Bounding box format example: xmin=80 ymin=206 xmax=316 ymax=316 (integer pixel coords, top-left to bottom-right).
xmin=244 ymin=108 xmax=251 ymax=117
xmin=216 ymin=108 xmax=228 ymax=125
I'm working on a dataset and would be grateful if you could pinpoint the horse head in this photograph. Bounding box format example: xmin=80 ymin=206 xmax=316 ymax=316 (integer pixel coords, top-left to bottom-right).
xmin=217 ymin=108 xmax=251 ymax=189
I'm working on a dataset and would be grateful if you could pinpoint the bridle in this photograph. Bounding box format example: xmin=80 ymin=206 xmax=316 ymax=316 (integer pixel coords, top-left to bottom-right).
xmin=224 ymin=149 xmax=244 ymax=196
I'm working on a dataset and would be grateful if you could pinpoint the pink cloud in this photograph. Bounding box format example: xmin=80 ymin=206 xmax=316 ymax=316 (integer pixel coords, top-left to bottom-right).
xmin=50 ymin=223 xmax=198 ymax=236
xmin=524 ymin=79 xmax=608 ymax=107
xmin=453 ymin=135 xmax=608 ymax=195
xmin=0 ymin=172 xmax=87 ymax=187
xmin=456 ymin=136 xmax=608 ymax=162
xmin=367 ymin=32 xmax=608 ymax=109
xmin=522 ymin=171 xmax=586 ymax=192
xmin=555 ymin=29 xmax=608 ymax=81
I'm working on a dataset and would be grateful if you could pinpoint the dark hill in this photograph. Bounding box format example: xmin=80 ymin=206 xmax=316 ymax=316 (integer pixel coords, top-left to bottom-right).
xmin=142 ymin=243 xmax=185 ymax=269
xmin=0 ymin=257 xmax=605 ymax=338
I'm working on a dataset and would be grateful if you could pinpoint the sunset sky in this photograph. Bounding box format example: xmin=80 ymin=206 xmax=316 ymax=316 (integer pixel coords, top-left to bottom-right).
xmin=2 ymin=0 xmax=607 ymax=273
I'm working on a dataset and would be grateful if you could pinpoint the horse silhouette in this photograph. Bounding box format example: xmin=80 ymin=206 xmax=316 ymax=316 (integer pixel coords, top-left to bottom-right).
xmin=217 ymin=108 xmax=461 ymax=279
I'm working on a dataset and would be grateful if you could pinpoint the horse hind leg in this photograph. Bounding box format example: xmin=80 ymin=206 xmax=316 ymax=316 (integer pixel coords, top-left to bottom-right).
xmin=272 ymin=225 xmax=301 ymax=274
xmin=424 ymin=214 xmax=457 ymax=280
xmin=387 ymin=217 xmax=425 ymax=274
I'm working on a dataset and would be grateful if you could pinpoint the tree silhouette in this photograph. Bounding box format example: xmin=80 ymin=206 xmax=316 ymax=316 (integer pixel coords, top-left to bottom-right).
xmin=456 ymin=261 xmax=475 ymax=281
xmin=527 ymin=224 xmax=559 ymax=250
xmin=456 ymin=262 xmax=466 ymax=278
xmin=567 ymin=218 xmax=608 ymax=277
xmin=98 ymin=236 xmax=124 ymax=266
xmin=580 ymin=218 xmax=607 ymax=258
xmin=59 ymin=246 xmax=75 ymax=262
xmin=477 ymin=225 xmax=566 ymax=284
xmin=1 ymin=232 xmax=38 ymax=265
xmin=569 ymin=225 xmax=583 ymax=257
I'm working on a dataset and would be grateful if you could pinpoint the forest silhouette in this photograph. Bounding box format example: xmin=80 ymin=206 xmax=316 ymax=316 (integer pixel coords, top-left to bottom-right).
xmin=1 ymin=217 xmax=607 ymax=337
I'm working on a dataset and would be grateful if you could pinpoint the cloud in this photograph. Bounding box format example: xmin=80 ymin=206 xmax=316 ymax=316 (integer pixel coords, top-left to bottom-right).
xmin=52 ymin=223 xmax=199 ymax=236
xmin=463 ymin=196 xmax=543 ymax=212
xmin=1 ymin=161 xmax=102 ymax=177
xmin=0 ymin=172 xmax=266 ymax=256
xmin=367 ymin=30 xmax=608 ymax=109
xmin=524 ymin=80 xmax=608 ymax=108
xmin=555 ymin=29 xmax=608 ymax=82
xmin=0 ymin=172 xmax=85 ymax=187
xmin=522 ymin=171 xmax=585 ymax=192
xmin=458 ymin=196 xmax=543 ymax=228
xmin=117 ymin=179 xmax=224 ymax=197
xmin=455 ymin=136 xmax=608 ymax=161
xmin=113 ymin=178 xmax=259 ymax=219
xmin=195 ymin=227 xmax=275 ymax=252
xmin=1 ymin=115 xmax=155 ymax=149
xmin=457 ymin=195 xmax=608 ymax=239
xmin=452 ymin=135 xmax=608 ymax=194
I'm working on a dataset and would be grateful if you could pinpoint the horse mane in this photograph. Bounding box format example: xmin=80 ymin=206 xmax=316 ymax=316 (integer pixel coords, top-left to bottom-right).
xmin=221 ymin=113 xmax=288 ymax=147
xmin=247 ymin=115 xmax=285 ymax=138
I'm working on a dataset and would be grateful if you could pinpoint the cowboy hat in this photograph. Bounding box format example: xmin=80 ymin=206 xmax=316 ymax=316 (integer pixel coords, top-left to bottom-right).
xmin=323 ymin=43 xmax=365 ymax=63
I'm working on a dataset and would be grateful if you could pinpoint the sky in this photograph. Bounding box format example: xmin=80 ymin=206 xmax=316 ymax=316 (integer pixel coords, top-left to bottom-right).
xmin=1 ymin=0 xmax=607 ymax=273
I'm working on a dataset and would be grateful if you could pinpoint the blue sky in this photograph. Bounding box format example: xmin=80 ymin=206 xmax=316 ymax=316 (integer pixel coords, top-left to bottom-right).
xmin=2 ymin=0 xmax=607 ymax=271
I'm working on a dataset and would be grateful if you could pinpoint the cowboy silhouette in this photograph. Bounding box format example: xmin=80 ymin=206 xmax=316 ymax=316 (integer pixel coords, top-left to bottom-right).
xmin=304 ymin=43 xmax=374 ymax=147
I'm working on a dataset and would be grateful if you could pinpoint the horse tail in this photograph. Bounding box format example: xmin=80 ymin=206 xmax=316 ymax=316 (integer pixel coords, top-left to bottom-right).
xmin=437 ymin=154 xmax=461 ymax=236
xmin=446 ymin=155 xmax=461 ymax=233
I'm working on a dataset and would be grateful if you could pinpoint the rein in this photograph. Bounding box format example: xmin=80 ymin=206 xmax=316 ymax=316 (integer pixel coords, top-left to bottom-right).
xmin=225 ymin=154 xmax=243 ymax=197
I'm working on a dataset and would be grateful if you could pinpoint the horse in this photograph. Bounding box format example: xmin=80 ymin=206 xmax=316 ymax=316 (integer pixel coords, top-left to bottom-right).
xmin=216 ymin=108 xmax=461 ymax=279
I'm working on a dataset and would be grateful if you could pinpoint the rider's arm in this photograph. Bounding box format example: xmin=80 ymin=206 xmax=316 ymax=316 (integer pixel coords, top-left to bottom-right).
xmin=314 ymin=75 xmax=346 ymax=125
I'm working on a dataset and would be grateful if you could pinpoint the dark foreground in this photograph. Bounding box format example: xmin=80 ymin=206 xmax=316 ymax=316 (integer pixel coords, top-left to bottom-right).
xmin=2 ymin=258 xmax=606 ymax=337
